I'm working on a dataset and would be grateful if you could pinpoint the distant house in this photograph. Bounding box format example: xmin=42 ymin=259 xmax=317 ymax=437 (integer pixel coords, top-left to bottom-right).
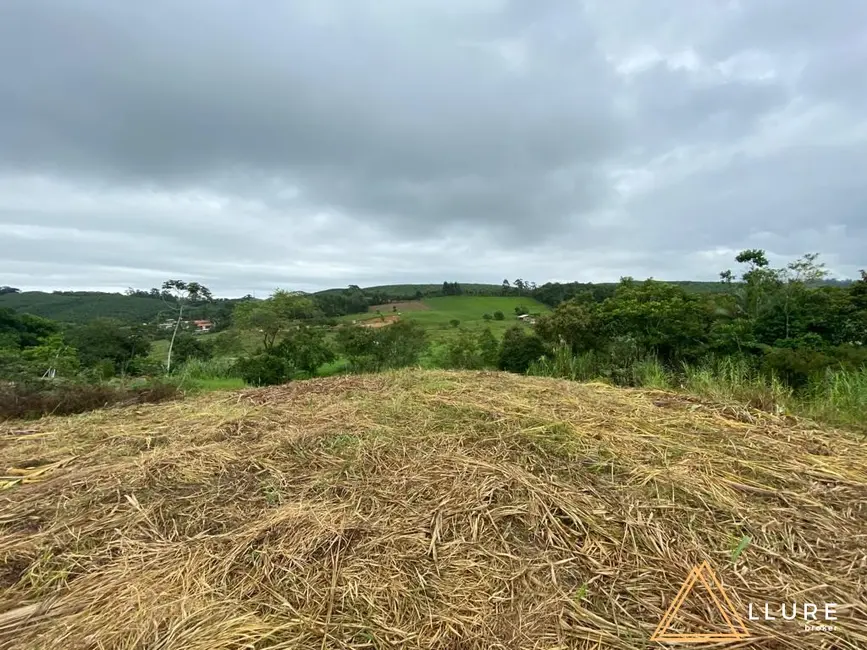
xmin=517 ymin=314 xmax=536 ymax=325
xmin=193 ymin=320 xmax=213 ymax=333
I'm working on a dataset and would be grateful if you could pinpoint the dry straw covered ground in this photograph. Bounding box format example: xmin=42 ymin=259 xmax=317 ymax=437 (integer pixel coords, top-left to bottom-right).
xmin=1 ymin=369 xmax=865 ymax=649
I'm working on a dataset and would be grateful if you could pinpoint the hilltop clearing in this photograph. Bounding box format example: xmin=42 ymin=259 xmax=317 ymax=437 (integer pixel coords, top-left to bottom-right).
xmin=346 ymin=296 xmax=551 ymax=331
xmin=1 ymin=370 xmax=865 ymax=649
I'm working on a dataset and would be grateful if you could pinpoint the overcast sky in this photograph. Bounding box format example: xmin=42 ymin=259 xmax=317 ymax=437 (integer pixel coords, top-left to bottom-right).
xmin=1 ymin=0 xmax=865 ymax=296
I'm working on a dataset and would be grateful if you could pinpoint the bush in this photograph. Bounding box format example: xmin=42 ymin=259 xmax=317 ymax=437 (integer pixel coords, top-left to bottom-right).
xmin=0 ymin=380 xmax=181 ymax=421
xmin=498 ymin=326 xmax=547 ymax=374
xmin=529 ymin=344 xmax=601 ymax=382
xmin=212 ymin=329 xmax=245 ymax=355
xmin=275 ymin=327 xmax=335 ymax=376
xmin=232 ymin=353 xmax=293 ymax=386
xmin=761 ymin=344 xmax=867 ymax=389
xmin=477 ymin=328 xmax=499 ymax=368
xmin=482 ymin=313 xmax=493 ymax=321
xmin=449 ymin=319 xmax=460 ymax=328
xmin=493 ymin=311 xmax=505 ymax=321
xmin=682 ymin=356 xmax=792 ymax=413
xmin=176 ymin=357 xmax=240 ymax=380
xmin=336 ymin=321 xmax=427 ymax=373
xmin=79 ymin=359 xmax=117 ymax=382
xmin=445 ymin=331 xmax=483 ymax=369
xmin=169 ymin=333 xmax=214 ymax=368
xmin=802 ymin=367 xmax=867 ymax=433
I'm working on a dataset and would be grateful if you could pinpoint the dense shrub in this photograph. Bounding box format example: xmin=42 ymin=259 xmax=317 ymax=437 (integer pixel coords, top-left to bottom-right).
xmin=477 ymin=328 xmax=499 ymax=368
xmin=0 ymin=380 xmax=180 ymax=421
xmin=232 ymin=353 xmax=293 ymax=386
xmin=336 ymin=321 xmax=427 ymax=372
xmin=493 ymin=311 xmax=505 ymax=321
xmin=169 ymin=333 xmax=215 ymax=367
xmin=275 ymin=327 xmax=335 ymax=376
xmin=444 ymin=330 xmax=484 ymax=369
xmin=761 ymin=344 xmax=867 ymax=388
xmin=498 ymin=326 xmax=548 ymax=374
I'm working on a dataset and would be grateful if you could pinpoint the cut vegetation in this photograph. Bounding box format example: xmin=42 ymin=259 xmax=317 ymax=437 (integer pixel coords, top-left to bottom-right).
xmin=2 ymin=370 xmax=865 ymax=649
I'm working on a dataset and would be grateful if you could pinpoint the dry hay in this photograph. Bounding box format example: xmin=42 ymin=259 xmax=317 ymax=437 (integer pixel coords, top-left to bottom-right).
xmin=1 ymin=369 xmax=865 ymax=649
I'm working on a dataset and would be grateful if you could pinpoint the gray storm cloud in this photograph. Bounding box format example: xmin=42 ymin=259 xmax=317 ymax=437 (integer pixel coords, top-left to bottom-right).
xmin=0 ymin=0 xmax=864 ymax=294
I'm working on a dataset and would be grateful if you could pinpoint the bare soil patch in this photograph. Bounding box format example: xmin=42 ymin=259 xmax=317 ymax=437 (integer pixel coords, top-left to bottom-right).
xmin=357 ymin=314 xmax=400 ymax=327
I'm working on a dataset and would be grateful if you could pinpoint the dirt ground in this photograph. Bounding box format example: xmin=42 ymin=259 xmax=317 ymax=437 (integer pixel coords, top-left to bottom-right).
xmin=367 ymin=300 xmax=430 ymax=312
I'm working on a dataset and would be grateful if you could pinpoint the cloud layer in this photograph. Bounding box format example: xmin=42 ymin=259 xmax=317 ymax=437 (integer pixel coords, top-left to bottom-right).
xmin=1 ymin=0 xmax=865 ymax=295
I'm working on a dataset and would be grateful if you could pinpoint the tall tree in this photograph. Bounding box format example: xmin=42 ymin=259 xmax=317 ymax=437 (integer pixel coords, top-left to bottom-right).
xmin=161 ymin=280 xmax=213 ymax=373
xmin=233 ymin=290 xmax=317 ymax=351
xmin=778 ymin=253 xmax=829 ymax=340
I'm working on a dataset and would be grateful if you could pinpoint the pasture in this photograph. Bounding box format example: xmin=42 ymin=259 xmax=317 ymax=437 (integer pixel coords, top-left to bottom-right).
xmin=345 ymin=295 xmax=550 ymax=334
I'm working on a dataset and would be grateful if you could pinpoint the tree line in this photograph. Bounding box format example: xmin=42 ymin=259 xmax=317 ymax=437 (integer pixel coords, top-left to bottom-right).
xmin=2 ymin=251 xmax=865 ymax=422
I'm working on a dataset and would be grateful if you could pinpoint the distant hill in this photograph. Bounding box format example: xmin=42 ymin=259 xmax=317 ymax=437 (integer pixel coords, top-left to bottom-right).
xmin=2 ymin=278 xmax=853 ymax=325
xmin=315 ymin=283 xmax=504 ymax=297
xmin=315 ymin=281 xmax=732 ymax=298
xmin=318 ymin=279 xmax=852 ymax=297
xmin=0 ymin=291 xmax=173 ymax=324
xmin=0 ymin=291 xmax=238 ymax=325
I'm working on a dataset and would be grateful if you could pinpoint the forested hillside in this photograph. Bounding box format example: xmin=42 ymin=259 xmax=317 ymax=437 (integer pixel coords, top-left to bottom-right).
xmin=0 ymin=289 xmax=238 ymax=325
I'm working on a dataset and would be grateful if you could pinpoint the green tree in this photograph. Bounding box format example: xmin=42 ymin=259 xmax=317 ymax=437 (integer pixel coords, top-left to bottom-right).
xmin=729 ymin=249 xmax=781 ymax=321
xmin=777 ymin=253 xmax=829 ymax=341
xmin=534 ymin=300 xmax=604 ymax=353
xmin=169 ymin=333 xmax=214 ymax=367
xmin=233 ymin=290 xmax=317 ymax=351
xmin=336 ymin=320 xmax=427 ymax=372
xmin=445 ymin=330 xmax=483 ymax=369
xmin=493 ymin=310 xmax=505 ymax=321
xmin=449 ymin=319 xmax=460 ymax=328
xmin=482 ymin=313 xmax=493 ymax=321
xmin=477 ymin=328 xmax=499 ymax=368
xmin=276 ymin=327 xmax=335 ymax=376
xmin=601 ymin=279 xmax=711 ymax=364
xmin=21 ymin=333 xmax=80 ymax=378
xmin=68 ymin=318 xmax=151 ymax=376
xmin=498 ymin=326 xmax=547 ymax=373
xmin=233 ymin=353 xmax=293 ymax=386
xmin=161 ymin=280 xmax=213 ymax=373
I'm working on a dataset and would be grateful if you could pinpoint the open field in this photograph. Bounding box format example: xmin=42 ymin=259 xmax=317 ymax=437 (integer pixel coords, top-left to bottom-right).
xmin=315 ymin=283 xmax=505 ymax=298
xmin=367 ymin=301 xmax=431 ymax=312
xmin=1 ymin=369 xmax=865 ymax=649
xmin=345 ymin=295 xmax=550 ymax=333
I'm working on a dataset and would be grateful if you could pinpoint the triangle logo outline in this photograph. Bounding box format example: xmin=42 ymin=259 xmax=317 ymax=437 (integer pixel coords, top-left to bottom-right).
xmin=651 ymin=561 xmax=752 ymax=644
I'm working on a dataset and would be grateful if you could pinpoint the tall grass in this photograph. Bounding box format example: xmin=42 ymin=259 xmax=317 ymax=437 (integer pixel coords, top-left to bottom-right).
xmin=528 ymin=344 xmax=602 ymax=382
xmin=173 ymin=357 xmax=246 ymax=392
xmin=174 ymin=357 xmax=240 ymax=380
xmin=528 ymin=346 xmax=866 ymax=433
xmin=529 ymin=343 xmax=670 ymax=388
xmin=680 ymin=356 xmax=793 ymax=413
xmin=631 ymin=357 xmax=670 ymax=389
xmin=801 ymin=366 xmax=867 ymax=433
